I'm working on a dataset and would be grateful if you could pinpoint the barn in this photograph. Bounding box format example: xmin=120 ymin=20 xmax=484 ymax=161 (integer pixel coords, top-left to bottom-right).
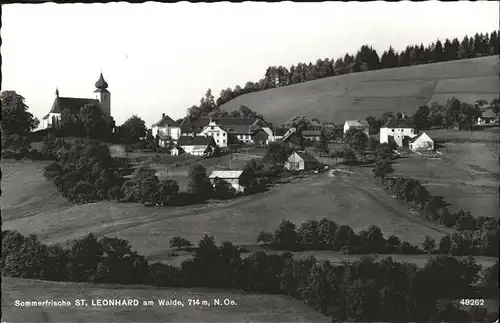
xmin=409 ymin=132 xmax=434 ymax=151
xmin=208 ymin=170 xmax=245 ymax=193
xmin=285 ymin=151 xmax=321 ymax=171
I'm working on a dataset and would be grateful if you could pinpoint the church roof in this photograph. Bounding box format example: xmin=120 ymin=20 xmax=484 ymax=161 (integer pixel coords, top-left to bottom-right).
xmin=47 ymin=97 xmax=100 ymax=115
xmin=382 ymin=119 xmax=415 ymax=129
xmin=94 ymin=73 xmax=109 ymax=93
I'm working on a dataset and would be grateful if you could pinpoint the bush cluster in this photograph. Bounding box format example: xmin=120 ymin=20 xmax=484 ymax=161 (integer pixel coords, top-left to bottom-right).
xmin=2 ymin=229 xmax=497 ymax=322
xmin=42 ymin=137 xmax=127 ymax=203
xmin=257 ymin=219 xmax=424 ymax=255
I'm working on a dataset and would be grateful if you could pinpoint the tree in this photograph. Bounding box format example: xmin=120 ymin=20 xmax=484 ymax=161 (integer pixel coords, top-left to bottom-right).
xmin=120 ymin=115 xmax=147 ymax=143
xmin=169 ymin=236 xmax=192 ymax=249
xmin=187 ymin=164 xmax=213 ymax=201
xmin=1 ymin=91 xmax=39 ymax=137
xmin=153 ymin=179 xmax=180 ymax=205
xmin=256 ymin=232 xmax=274 ymax=246
xmin=423 ymin=236 xmax=436 ymax=254
xmin=438 ymin=235 xmax=452 ymax=254
xmin=344 ymin=128 xmax=368 ymax=152
xmin=412 ymin=105 xmax=431 ymax=129
xmin=273 ymin=220 xmax=299 ymax=250
xmin=284 ymin=115 xmax=312 ymax=133
xmin=212 ymin=177 xmax=237 ymax=199
xmin=199 ymin=89 xmax=216 ymax=115
xmin=373 ymin=159 xmax=393 ymax=183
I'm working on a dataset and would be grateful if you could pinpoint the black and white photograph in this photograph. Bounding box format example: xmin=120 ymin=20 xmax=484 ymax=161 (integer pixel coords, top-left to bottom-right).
xmin=1 ymin=1 xmax=499 ymax=322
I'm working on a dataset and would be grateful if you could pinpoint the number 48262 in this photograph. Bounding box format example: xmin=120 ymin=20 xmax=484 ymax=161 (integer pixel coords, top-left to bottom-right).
xmin=460 ymin=299 xmax=485 ymax=306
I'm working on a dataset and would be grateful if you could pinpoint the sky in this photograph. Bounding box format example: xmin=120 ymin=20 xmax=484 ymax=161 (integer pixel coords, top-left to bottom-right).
xmin=2 ymin=2 xmax=499 ymax=128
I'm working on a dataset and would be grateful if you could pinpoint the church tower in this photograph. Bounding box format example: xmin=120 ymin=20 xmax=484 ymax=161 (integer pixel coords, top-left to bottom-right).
xmin=94 ymin=72 xmax=111 ymax=117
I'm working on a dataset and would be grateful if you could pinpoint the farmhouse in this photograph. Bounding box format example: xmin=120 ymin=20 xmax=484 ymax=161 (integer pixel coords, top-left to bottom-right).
xmin=200 ymin=120 xmax=229 ymax=147
xmin=209 ymin=170 xmax=245 ymax=193
xmin=151 ymin=113 xmax=181 ymax=146
xmin=42 ymin=73 xmax=111 ymax=129
xmin=477 ymin=108 xmax=498 ymax=125
xmin=285 ymin=151 xmax=321 ymax=171
xmin=180 ymin=116 xmax=274 ymax=144
xmin=282 ymin=132 xmax=304 ymax=150
xmin=379 ymin=119 xmax=417 ymax=147
xmin=409 ymin=132 xmax=434 ymax=152
xmin=343 ymin=120 xmax=369 ymax=136
xmin=251 ymin=128 xmax=270 ymax=146
xmin=302 ymin=130 xmax=322 ymax=141
xmin=178 ymin=135 xmax=217 ymax=156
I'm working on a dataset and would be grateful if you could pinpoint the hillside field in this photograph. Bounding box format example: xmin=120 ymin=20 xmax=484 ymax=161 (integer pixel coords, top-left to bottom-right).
xmin=219 ymin=56 xmax=499 ymax=124
xmin=1 ymin=277 xmax=330 ymax=323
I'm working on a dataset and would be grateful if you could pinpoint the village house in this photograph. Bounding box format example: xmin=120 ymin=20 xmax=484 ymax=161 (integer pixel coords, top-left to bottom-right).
xmin=409 ymin=132 xmax=434 ymax=152
xmin=285 ymin=151 xmax=321 ymax=171
xmin=477 ymin=108 xmax=498 ymax=125
xmin=302 ymin=130 xmax=322 ymax=141
xmin=251 ymin=128 xmax=270 ymax=146
xmin=343 ymin=119 xmax=370 ymax=136
xmin=179 ymin=116 xmax=274 ymax=144
xmin=209 ymin=170 xmax=245 ymax=193
xmin=199 ymin=120 xmax=229 ymax=147
xmin=151 ymin=113 xmax=181 ymax=147
xmin=281 ymin=131 xmax=304 ymax=150
xmin=42 ymin=73 xmax=111 ymax=129
xmin=379 ymin=119 xmax=417 ymax=147
xmin=177 ymin=135 xmax=217 ymax=156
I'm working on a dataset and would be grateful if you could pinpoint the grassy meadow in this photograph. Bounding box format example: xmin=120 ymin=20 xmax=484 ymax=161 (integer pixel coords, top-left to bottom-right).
xmin=219 ymin=56 xmax=500 ymax=125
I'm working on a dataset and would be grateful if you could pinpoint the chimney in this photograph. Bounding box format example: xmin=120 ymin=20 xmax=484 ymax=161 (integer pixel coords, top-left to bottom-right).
xmin=162 ymin=113 xmax=165 ymax=118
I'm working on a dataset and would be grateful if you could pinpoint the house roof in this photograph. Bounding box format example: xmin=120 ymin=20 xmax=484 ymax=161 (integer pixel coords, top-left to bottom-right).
xmin=178 ymin=135 xmax=216 ymax=147
xmin=274 ymin=128 xmax=287 ymax=136
xmin=209 ymin=170 xmax=243 ymax=179
xmin=48 ymin=97 xmax=100 ymax=115
xmin=382 ymin=119 xmax=415 ymax=129
xmin=409 ymin=132 xmax=432 ymax=143
xmin=290 ymin=151 xmax=320 ymax=163
xmin=302 ymin=130 xmax=322 ymax=136
xmin=152 ymin=114 xmax=180 ymax=127
xmin=480 ymin=109 xmax=497 ymax=118
xmin=180 ymin=116 xmax=268 ymax=133
xmin=345 ymin=120 xmax=369 ymax=128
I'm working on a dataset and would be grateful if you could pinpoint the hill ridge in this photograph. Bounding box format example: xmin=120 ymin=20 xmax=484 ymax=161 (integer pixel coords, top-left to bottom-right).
xmin=219 ymin=56 xmax=499 ymax=124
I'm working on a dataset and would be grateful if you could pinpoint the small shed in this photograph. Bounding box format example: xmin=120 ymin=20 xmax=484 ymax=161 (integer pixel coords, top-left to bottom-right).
xmin=285 ymin=151 xmax=321 ymax=171
xmin=170 ymin=147 xmax=184 ymax=156
xmin=409 ymin=132 xmax=434 ymax=151
xmin=209 ymin=170 xmax=245 ymax=193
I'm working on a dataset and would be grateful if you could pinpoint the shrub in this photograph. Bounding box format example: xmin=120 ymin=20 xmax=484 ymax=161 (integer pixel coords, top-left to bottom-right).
xmin=169 ymin=237 xmax=193 ymax=249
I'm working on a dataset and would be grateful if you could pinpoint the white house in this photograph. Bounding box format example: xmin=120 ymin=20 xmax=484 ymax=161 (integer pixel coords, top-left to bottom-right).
xmin=409 ymin=132 xmax=434 ymax=152
xmin=200 ymin=120 xmax=229 ymax=147
xmin=343 ymin=120 xmax=369 ymax=136
xmin=379 ymin=119 xmax=417 ymax=147
xmin=152 ymin=113 xmax=181 ymax=146
xmin=180 ymin=116 xmax=275 ymax=144
xmin=209 ymin=170 xmax=245 ymax=193
xmin=178 ymin=135 xmax=217 ymax=156
xmin=42 ymin=73 xmax=111 ymax=129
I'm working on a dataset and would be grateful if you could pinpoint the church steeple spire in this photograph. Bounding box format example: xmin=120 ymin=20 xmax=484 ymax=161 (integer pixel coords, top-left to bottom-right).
xmin=55 ymin=87 xmax=59 ymax=97
xmin=95 ymin=72 xmax=108 ymax=90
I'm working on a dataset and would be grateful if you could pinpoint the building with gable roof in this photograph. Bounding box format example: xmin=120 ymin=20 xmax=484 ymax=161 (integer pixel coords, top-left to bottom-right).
xmin=42 ymin=73 xmax=111 ymax=129
xmin=343 ymin=119 xmax=370 ymax=136
xmin=178 ymin=135 xmax=217 ymax=156
xmin=379 ymin=118 xmax=417 ymax=147
xmin=152 ymin=113 xmax=181 ymax=146
xmin=285 ymin=151 xmax=321 ymax=171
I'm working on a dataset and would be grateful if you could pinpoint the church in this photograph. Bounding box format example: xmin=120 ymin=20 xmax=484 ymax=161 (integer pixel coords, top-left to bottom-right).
xmin=42 ymin=73 xmax=111 ymax=129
